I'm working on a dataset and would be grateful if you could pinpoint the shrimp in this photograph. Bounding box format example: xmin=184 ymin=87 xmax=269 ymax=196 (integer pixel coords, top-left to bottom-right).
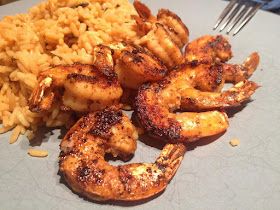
xmin=135 ymin=62 xmax=259 ymax=142
xmin=222 ymin=52 xmax=260 ymax=83
xmin=176 ymin=62 xmax=226 ymax=93
xmin=157 ymin=9 xmax=189 ymax=48
xmin=137 ymin=23 xmax=184 ymax=68
xmin=92 ymin=44 xmax=114 ymax=73
xmin=181 ymin=51 xmax=260 ymax=93
xmin=59 ymin=108 xmax=186 ymax=201
xmin=184 ymin=35 xmax=233 ymax=64
xmin=29 ymin=42 xmax=169 ymax=113
xmin=133 ymin=0 xmax=189 ymax=47
xmin=114 ymin=43 xmax=168 ymax=89
xmin=184 ymin=35 xmax=260 ymax=84
xmin=29 ymin=64 xmax=122 ymax=112
xmin=180 ymin=80 xmax=259 ymax=111
xmin=133 ymin=0 xmax=189 ymax=68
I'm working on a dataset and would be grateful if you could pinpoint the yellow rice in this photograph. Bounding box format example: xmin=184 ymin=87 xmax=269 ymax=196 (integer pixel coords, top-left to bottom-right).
xmin=28 ymin=148 xmax=48 ymax=157
xmin=0 ymin=0 xmax=140 ymax=143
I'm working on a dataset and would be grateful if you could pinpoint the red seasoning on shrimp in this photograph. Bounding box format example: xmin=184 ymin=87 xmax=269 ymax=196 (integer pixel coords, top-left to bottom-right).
xmin=59 ymin=108 xmax=186 ymax=201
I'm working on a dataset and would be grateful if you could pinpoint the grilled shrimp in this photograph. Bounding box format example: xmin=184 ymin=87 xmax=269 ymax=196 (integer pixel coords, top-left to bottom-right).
xmin=29 ymin=42 xmax=170 ymax=112
xmin=137 ymin=23 xmax=184 ymax=68
xmin=29 ymin=64 xmax=122 ymax=112
xmin=135 ymin=63 xmax=259 ymax=142
xmin=133 ymin=0 xmax=189 ymax=68
xmin=59 ymin=108 xmax=186 ymax=201
xmin=114 ymin=43 xmax=168 ymax=89
xmin=133 ymin=0 xmax=189 ymax=48
xmin=92 ymin=44 xmax=114 ymax=73
xmin=157 ymin=9 xmax=189 ymax=48
xmin=184 ymin=35 xmax=260 ymax=85
xmin=222 ymin=52 xmax=260 ymax=83
xmin=182 ymin=51 xmax=260 ymax=93
xmin=184 ymin=35 xmax=233 ymax=64
xmin=180 ymin=80 xmax=259 ymax=111
xmin=93 ymin=42 xmax=168 ymax=90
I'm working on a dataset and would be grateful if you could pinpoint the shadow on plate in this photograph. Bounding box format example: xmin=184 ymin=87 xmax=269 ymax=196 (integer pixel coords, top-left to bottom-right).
xmin=226 ymin=100 xmax=253 ymax=118
xmin=186 ymin=132 xmax=226 ymax=152
xmin=28 ymin=126 xmax=54 ymax=146
xmin=28 ymin=126 xmax=67 ymax=147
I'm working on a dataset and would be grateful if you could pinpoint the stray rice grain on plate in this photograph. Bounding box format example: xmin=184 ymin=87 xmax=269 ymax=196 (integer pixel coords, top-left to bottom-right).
xmin=230 ymin=138 xmax=240 ymax=147
xmin=28 ymin=148 xmax=48 ymax=157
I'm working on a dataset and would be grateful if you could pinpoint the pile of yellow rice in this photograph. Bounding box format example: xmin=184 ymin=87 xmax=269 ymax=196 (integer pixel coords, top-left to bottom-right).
xmin=0 ymin=0 xmax=140 ymax=143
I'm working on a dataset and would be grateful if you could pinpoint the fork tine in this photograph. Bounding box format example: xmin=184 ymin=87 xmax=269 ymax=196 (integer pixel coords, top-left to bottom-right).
xmin=226 ymin=4 xmax=251 ymax=34
xmin=219 ymin=1 xmax=243 ymax=32
xmin=233 ymin=3 xmax=262 ymax=35
xmin=213 ymin=0 xmax=238 ymax=30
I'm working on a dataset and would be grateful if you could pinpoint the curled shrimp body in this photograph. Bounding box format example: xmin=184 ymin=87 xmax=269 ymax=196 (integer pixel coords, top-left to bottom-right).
xmin=114 ymin=44 xmax=168 ymax=89
xmin=92 ymin=42 xmax=168 ymax=89
xmin=222 ymin=52 xmax=260 ymax=83
xmin=29 ymin=64 xmax=122 ymax=112
xmin=184 ymin=35 xmax=260 ymax=85
xmin=135 ymin=63 xmax=259 ymax=142
xmin=137 ymin=23 xmax=183 ymax=68
xmin=157 ymin=9 xmax=189 ymax=48
xmin=59 ymin=108 xmax=186 ymax=201
xmin=180 ymin=80 xmax=259 ymax=111
xmin=133 ymin=0 xmax=189 ymax=47
xmin=184 ymin=35 xmax=233 ymax=64
xmin=133 ymin=0 xmax=189 ymax=68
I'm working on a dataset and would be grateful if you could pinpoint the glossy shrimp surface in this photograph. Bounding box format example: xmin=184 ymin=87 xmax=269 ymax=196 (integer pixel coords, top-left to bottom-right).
xmin=157 ymin=9 xmax=189 ymax=48
xmin=133 ymin=0 xmax=189 ymax=68
xmin=59 ymin=108 xmax=186 ymax=201
xmin=92 ymin=43 xmax=168 ymax=90
xmin=135 ymin=62 xmax=259 ymax=142
xmin=29 ymin=64 xmax=123 ymax=112
xmin=133 ymin=0 xmax=189 ymax=47
xmin=222 ymin=52 xmax=260 ymax=83
xmin=114 ymin=43 xmax=168 ymax=89
xmin=137 ymin=23 xmax=184 ymax=68
xmin=184 ymin=35 xmax=260 ymax=84
xmin=184 ymin=35 xmax=232 ymax=63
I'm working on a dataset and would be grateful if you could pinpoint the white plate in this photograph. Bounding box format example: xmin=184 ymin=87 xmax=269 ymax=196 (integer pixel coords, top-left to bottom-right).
xmin=1 ymin=0 xmax=280 ymax=209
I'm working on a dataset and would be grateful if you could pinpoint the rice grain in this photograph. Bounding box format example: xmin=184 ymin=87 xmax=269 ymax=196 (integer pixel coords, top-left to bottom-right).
xmin=28 ymin=149 xmax=48 ymax=157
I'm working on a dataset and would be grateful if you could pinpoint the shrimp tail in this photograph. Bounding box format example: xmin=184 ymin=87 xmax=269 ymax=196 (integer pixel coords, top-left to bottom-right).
xmin=28 ymin=77 xmax=54 ymax=112
xmin=223 ymin=52 xmax=260 ymax=83
xmin=155 ymin=143 xmax=186 ymax=180
xmin=180 ymin=80 xmax=260 ymax=111
xmin=242 ymin=52 xmax=260 ymax=77
xmin=133 ymin=0 xmax=153 ymax=21
xmin=116 ymin=143 xmax=187 ymax=201
xmin=228 ymin=80 xmax=260 ymax=103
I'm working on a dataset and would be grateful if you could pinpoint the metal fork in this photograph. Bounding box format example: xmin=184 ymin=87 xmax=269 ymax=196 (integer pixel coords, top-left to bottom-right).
xmin=213 ymin=0 xmax=265 ymax=35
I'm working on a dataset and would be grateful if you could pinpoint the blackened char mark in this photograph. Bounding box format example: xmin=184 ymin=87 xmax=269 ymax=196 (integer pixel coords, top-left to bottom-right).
xmin=209 ymin=64 xmax=223 ymax=88
xmin=135 ymin=90 xmax=182 ymax=142
xmin=76 ymin=160 xmax=105 ymax=185
xmin=67 ymin=73 xmax=97 ymax=84
xmin=90 ymin=109 xmax=123 ymax=139
xmin=118 ymin=166 xmax=133 ymax=194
